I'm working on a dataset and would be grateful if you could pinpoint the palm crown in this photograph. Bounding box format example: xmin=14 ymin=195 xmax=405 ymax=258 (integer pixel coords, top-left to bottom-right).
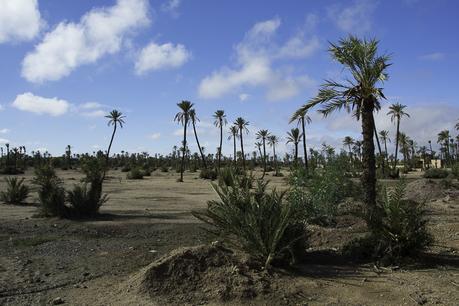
xmin=174 ymin=100 xmax=194 ymax=125
xmin=387 ymin=103 xmax=410 ymax=122
xmin=106 ymin=110 xmax=125 ymax=127
xmin=234 ymin=117 xmax=249 ymax=133
xmin=297 ymin=36 xmax=390 ymax=119
xmin=286 ymin=128 xmax=302 ymax=144
xmin=213 ymin=110 xmax=227 ymax=127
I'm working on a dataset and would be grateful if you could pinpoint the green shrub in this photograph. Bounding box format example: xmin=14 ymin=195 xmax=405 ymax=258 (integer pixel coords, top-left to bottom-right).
xmin=127 ymin=168 xmax=144 ymax=179
xmin=0 ymin=177 xmax=29 ymax=205
xmin=199 ymin=168 xmax=218 ymax=180
xmin=69 ymin=157 xmax=107 ymax=217
xmin=452 ymin=163 xmax=459 ymax=180
xmin=346 ymin=180 xmax=432 ymax=263
xmin=217 ymin=167 xmax=254 ymax=189
xmin=32 ymin=165 xmax=67 ymax=217
xmin=287 ymin=166 xmax=310 ymax=187
xmin=67 ymin=184 xmax=108 ymax=217
xmin=0 ymin=166 xmax=25 ymax=175
xmin=423 ymin=168 xmax=449 ymax=179
xmin=160 ymin=165 xmax=169 ymax=172
xmin=193 ymin=178 xmax=306 ymax=269
xmin=289 ymin=162 xmax=360 ymax=226
xmin=121 ymin=165 xmax=131 ymax=172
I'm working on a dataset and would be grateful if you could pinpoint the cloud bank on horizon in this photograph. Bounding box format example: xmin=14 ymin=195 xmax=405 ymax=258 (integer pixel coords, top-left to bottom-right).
xmin=0 ymin=0 xmax=457 ymax=155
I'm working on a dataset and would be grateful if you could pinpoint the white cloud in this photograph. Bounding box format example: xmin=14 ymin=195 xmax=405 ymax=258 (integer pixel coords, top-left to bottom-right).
xmin=135 ymin=42 xmax=191 ymax=75
xmin=161 ymin=0 xmax=181 ymax=16
xmin=266 ymin=75 xmax=316 ymax=101
xmin=418 ymin=52 xmax=445 ymax=61
xmin=239 ymin=93 xmax=250 ymax=102
xmin=198 ymin=17 xmax=318 ymax=100
xmin=149 ymin=132 xmax=161 ymax=140
xmin=0 ymin=0 xmax=44 ymax=44
xmin=80 ymin=102 xmax=104 ymax=109
xmin=0 ymin=104 xmax=4 ymax=111
xmin=81 ymin=109 xmax=106 ymax=118
xmin=0 ymin=128 xmax=10 ymax=134
xmin=12 ymin=92 xmax=70 ymax=116
xmin=328 ymin=0 xmax=378 ymax=34
xmin=0 ymin=138 xmax=10 ymax=145
xmin=21 ymin=0 xmax=150 ymax=83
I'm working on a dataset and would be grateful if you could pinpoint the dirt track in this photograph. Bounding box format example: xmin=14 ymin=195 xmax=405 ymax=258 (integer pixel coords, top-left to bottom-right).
xmin=0 ymin=169 xmax=458 ymax=305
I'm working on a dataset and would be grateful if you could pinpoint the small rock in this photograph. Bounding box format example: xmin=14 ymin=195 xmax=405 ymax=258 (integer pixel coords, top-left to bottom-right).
xmin=52 ymin=297 xmax=64 ymax=305
xmin=149 ymin=250 xmax=157 ymax=253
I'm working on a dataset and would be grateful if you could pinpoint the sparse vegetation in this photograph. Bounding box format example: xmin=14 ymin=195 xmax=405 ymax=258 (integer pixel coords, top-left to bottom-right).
xmin=32 ymin=164 xmax=67 ymax=217
xmin=0 ymin=177 xmax=29 ymax=205
xmin=423 ymin=168 xmax=449 ymax=179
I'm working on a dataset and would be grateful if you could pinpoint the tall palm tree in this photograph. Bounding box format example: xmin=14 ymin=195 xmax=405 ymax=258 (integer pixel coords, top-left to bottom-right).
xmin=174 ymin=101 xmax=194 ymax=182
xmin=387 ymin=103 xmax=410 ymax=170
xmin=213 ymin=110 xmax=227 ymax=170
xmin=437 ymin=130 xmax=451 ymax=166
xmin=343 ymin=136 xmax=354 ymax=163
xmin=256 ymin=129 xmax=270 ymax=178
xmin=104 ymin=110 xmax=125 ymax=179
xmin=398 ymin=132 xmax=410 ymax=168
xmin=228 ymin=126 xmax=239 ymax=163
xmin=286 ymin=128 xmax=302 ymax=164
xmin=268 ymin=135 xmax=279 ymax=175
xmin=234 ymin=117 xmax=249 ymax=170
xmin=294 ymin=36 xmax=390 ymax=227
xmin=189 ymin=109 xmax=207 ymax=169
xmin=379 ymin=130 xmax=390 ymax=160
xmin=290 ymin=109 xmax=311 ymax=173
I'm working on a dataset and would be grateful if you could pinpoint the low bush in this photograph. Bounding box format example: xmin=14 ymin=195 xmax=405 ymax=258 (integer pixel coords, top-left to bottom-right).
xmin=68 ymin=157 xmax=107 ymax=217
xmin=218 ymin=167 xmax=254 ymax=189
xmin=121 ymin=165 xmax=131 ymax=172
xmin=345 ymin=180 xmax=432 ymax=264
xmin=0 ymin=177 xmax=29 ymax=205
xmin=127 ymin=167 xmax=144 ymax=179
xmin=32 ymin=164 xmax=67 ymax=217
xmin=193 ymin=177 xmax=307 ymax=269
xmin=160 ymin=165 xmax=169 ymax=172
xmin=0 ymin=166 xmax=25 ymax=175
xmin=423 ymin=168 xmax=449 ymax=179
xmin=452 ymin=163 xmax=459 ymax=180
xmin=199 ymin=168 xmax=218 ymax=180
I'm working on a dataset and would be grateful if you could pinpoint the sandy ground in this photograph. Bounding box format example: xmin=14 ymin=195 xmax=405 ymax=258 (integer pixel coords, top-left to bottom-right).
xmin=0 ymin=169 xmax=458 ymax=305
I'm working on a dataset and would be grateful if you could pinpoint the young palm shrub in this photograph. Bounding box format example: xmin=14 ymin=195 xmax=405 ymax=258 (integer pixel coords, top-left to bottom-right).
xmin=423 ymin=168 xmax=449 ymax=179
xmin=0 ymin=177 xmax=29 ymax=205
xmin=199 ymin=168 xmax=218 ymax=180
xmin=346 ymin=180 xmax=432 ymax=263
xmin=127 ymin=167 xmax=144 ymax=179
xmin=68 ymin=157 xmax=107 ymax=217
xmin=33 ymin=164 xmax=67 ymax=217
xmin=193 ymin=172 xmax=306 ymax=269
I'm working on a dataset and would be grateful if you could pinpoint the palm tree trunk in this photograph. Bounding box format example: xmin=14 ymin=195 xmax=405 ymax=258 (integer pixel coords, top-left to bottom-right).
xmin=262 ymin=139 xmax=267 ymax=178
xmin=103 ymin=124 xmax=117 ymax=180
xmin=373 ymin=122 xmax=385 ymax=176
xmin=240 ymin=131 xmax=246 ymax=171
xmin=361 ymin=99 xmax=377 ymax=229
xmin=180 ymin=120 xmax=187 ymax=182
xmin=192 ymin=121 xmax=207 ymax=168
xmin=383 ymin=139 xmax=388 ymax=166
xmin=301 ymin=116 xmax=309 ymax=173
xmin=394 ymin=119 xmax=400 ymax=170
xmin=218 ymin=123 xmax=223 ymax=170
xmin=233 ymin=136 xmax=236 ymax=164
xmin=273 ymin=144 xmax=278 ymax=175
xmin=294 ymin=143 xmax=298 ymax=164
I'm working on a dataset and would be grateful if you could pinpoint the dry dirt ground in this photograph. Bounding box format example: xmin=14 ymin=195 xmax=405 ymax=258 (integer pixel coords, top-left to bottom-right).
xmin=0 ymin=169 xmax=458 ymax=306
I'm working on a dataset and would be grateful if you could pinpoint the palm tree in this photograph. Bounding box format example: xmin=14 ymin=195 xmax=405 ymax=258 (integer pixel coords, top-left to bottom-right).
xmin=398 ymin=132 xmax=410 ymax=168
xmin=104 ymin=110 xmax=125 ymax=179
xmin=228 ymin=126 xmax=239 ymax=163
xmin=256 ymin=129 xmax=270 ymax=178
xmin=234 ymin=117 xmax=249 ymax=170
xmin=213 ymin=110 xmax=227 ymax=170
xmin=343 ymin=136 xmax=354 ymax=164
xmin=437 ymin=130 xmax=451 ymax=166
xmin=286 ymin=128 xmax=302 ymax=164
xmin=294 ymin=36 xmax=390 ymax=227
xmin=290 ymin=109 xmax=311 ymax=173
xmin=387 ymin=103 xmax=410 ymax=170
xmin=255 ymin=142 xmax=262 ymax=160
xmin=379 ymin=130 xmax=390 ymax=160
xmin=189 ymin=109 xmax=207 ymax=169
xmin=268 ymin=135 xmax=279 ymax=175
xmin=174 ymin=101 xmax=194 ymax=182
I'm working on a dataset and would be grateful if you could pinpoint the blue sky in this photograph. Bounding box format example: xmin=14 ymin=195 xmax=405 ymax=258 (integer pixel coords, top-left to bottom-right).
xmin=0 ymin=0 xmax=458 ymax=157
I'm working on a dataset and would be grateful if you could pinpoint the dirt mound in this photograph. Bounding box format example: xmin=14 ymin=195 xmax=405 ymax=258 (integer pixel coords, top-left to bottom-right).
xmin=135 ymin=243 xmax=272 ymax=305
xmin=404 ymin=179 xmax=446 ymax=203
